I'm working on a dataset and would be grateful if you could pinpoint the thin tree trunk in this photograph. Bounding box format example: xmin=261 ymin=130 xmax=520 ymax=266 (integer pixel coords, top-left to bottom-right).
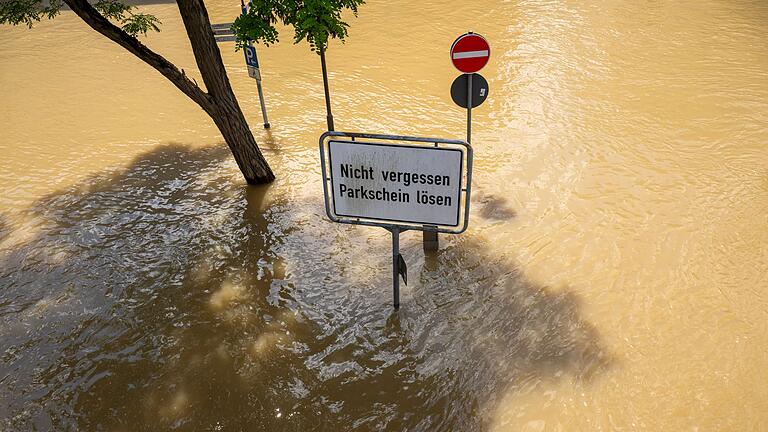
xmin=319 ymin=47 xmax=334 ymax=131
xmin=62 ymin=0 xmax=275 ymax=184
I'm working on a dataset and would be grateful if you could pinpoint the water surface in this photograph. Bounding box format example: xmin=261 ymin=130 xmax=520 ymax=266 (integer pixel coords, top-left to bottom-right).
xmin=1 ymin=0 xmax=767 ymax=430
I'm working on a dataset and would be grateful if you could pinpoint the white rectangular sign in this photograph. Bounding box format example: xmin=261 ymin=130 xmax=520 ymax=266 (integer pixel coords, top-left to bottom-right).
xmin=328 ymin=140 xmax=464 ymax=226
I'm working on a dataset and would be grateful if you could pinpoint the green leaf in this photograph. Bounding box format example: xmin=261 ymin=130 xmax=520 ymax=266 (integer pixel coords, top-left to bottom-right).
xmin=0 ymin=0 xmax=56 ymax=27
xmin=232 ymin=0 xmax=365 ymax=53
xmin=121 ymin=12 xmax=161 ymax=37
xmin=94 ymin=0 xmax=132 ymax=20
xmin=42 ymin=0 xmax=62 ymax=20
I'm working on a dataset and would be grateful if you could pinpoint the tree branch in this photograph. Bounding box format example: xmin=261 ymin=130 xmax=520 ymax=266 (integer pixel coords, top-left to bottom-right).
xmin=62 ymin=0 xmax=213 ymax=113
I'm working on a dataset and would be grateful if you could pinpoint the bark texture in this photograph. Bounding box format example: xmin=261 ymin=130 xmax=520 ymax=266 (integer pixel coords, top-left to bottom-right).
xmin=63 ymin=0 xmax=275 ymax=184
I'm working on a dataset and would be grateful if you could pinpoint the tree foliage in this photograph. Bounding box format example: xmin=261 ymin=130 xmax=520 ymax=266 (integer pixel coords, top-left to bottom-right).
xmin=0 ymin=0 xmax=61 ymax=26
xmin=232 ymin=0 xmax=365 ymax=53
xmin=0 ymin=0 xmax=161 ymax=36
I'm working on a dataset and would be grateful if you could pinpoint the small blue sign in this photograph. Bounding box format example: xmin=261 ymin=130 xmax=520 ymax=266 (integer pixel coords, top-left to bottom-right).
xmin=244 ymin=45 xmax=259 ymax=68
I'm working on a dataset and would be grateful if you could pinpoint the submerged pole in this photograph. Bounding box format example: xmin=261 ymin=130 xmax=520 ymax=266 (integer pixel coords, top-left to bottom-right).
xmin=254 ymin=60 xmax=270 ymax=128
xmin=423 ymin=229 xmax=438 ymax=252
xmin=391 ymin=227 xmax=400 ymax=309
xmin=242 ymin=0 xmax=269 ymax=128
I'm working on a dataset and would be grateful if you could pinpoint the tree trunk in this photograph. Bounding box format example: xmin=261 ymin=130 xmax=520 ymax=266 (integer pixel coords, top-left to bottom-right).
xmin=62 ymin=0 xmax=275 ymax=184
xmin=176 ymin=0 xmax=274 ymax=184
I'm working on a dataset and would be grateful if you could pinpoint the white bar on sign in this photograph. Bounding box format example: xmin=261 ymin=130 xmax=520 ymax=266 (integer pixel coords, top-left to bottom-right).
xmin=452 ymin=50 xmax=489 ymax=59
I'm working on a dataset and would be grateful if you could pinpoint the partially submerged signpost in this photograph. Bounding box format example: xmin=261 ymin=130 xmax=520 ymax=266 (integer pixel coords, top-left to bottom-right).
xmin=319 ymin=33 xmax=489 ymax=309
xmin=425 ymin=32 xmax=491 ymax=252
xmin=210 ymin=1 xmax=270 ymax=129
xmin=239 ymin=0 xmax=269 ymax=129
xmin=242 ymin=43 xmax=270 ymax=129
xmin=320 ymin=132 xmax=473 ymax=308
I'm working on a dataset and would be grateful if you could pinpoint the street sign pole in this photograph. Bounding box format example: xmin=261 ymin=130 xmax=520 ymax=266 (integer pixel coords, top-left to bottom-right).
xmin=251 ymin=44 xmax=270 ymax=129
xmin=391 ymin=226 xmax=400 ymax=309
xmin=211 ymin=19 xmax=270 ymax=128
xmin=422 ymin=229 xmax=438 ymax=252
xmin=467 ymin=73 xmax=473 ymax=143
xmin=451 ymin=32 xmax=490 ymax=142
xmin=242 ymin=0 xmax=270 ymax=128
xmin=429 ymin=32 xmax=489 ymax=253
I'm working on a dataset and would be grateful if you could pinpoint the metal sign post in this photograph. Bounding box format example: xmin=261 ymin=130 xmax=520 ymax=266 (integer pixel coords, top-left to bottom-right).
xmin=390 ymin=226 xmax=401 ymax=308
xmin=241 ymin=1 xmax=270 ymax=129
xmin=244 ymin=44 xmax=270 ymax=128
xmin=319 ymin=132 xmax=473 ymax=309
xmin=426 ymin=33 xmax=490 ymax=252
xmin=467 ymin=73 xmax=473 ymax=143
xmin=210 ymin=2 xmax=271 ymax=129
xmin=450 ymin=31 xmax=491 ymax=144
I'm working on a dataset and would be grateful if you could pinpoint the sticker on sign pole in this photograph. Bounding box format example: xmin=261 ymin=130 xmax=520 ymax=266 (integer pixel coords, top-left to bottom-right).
xmin=248 ymin=67 xmax=261 ymax=80
xmin=450 ymin=73 xmax=489 ymax=109
xmin=450 ymin=33 xmax=490 ymax=73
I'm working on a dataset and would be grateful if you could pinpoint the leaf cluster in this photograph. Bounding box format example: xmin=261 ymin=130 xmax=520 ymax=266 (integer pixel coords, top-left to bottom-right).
xmin=94 ymin=0 xmax=161 ymax=37
xmin=232 ymin=0 xmax=365 ymax=53
xmin=0 ymin=0 xmax=160 ymax=37
xmin=1 ymin=0 xmax=62 ymax=27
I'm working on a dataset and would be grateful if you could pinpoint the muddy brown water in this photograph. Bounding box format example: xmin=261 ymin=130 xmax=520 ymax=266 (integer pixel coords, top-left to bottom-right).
xmin=1 ymin=0 xmax=767 ymax=430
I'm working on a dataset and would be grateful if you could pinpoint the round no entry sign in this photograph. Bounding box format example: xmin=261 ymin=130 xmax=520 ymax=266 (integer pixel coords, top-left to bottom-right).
xmin=450 ymin=33 xmax=490 ymax=73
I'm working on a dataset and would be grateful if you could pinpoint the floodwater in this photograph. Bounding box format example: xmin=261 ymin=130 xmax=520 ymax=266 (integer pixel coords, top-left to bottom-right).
xmin=1 ymin=0 xmax=767 ymax=430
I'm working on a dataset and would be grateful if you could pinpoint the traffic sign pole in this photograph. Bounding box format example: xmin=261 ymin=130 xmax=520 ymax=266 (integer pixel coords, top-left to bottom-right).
xmin=429 ymin=32 xmax=490 ymax=252
xmin=251 ymin=44 xmax=270 ymax=129
xmin=242 ymin=0 xmax=270 ymax=128
xmin=391 ymin=226 xmax=400 ymax=309
xmin=213 ymin=3 xmax=273 ymax=129
xmin=467 ymin=73 xmax=473 ymax=143
xmin=451 ymin=32 xmax=490 ymax=143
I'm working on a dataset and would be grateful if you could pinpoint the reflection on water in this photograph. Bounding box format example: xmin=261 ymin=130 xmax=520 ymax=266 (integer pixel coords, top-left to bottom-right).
xmin=2 ymin=0 xmax=768 ymax=430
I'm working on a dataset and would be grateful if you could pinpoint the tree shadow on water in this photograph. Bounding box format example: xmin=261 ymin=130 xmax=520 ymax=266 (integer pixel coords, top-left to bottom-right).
xmin=401 ymin=236 xmax=610 ymax=430
xmin=0 ymin=143 xmax=611 ymax=432
xmin=0 ymin=143 xmax=287 ymax=430
xmin=472 ymin=188 xmax=518 ymax=221
xmin=0 ymin=214 xmax=9 ymax=244
xmin=283 ymin=228 xmax=612 ymax=432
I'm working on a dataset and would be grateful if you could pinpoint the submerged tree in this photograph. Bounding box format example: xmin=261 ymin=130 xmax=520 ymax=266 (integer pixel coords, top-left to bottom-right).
xmin=1 ymin=0 xmax=275 ymax=184
xmin=233 ymin=0 xmax=365 ymax=131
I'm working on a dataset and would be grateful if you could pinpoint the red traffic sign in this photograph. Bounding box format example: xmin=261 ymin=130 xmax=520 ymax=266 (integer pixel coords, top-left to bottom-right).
xmin=450 ymin=33 xmax=490 ymax=73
